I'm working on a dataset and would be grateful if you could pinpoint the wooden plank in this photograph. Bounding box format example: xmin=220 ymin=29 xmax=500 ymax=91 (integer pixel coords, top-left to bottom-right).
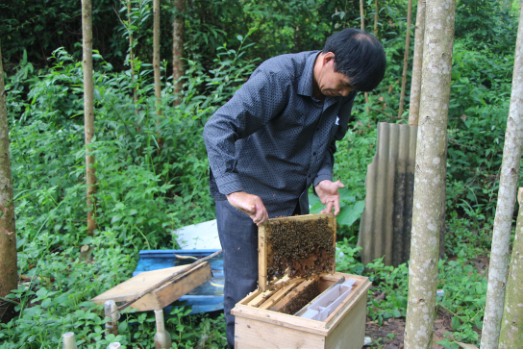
xmin=258 ymin=282 xmax=299 ymax=310
xmin=92 ymin=265 xmax=188 ymax=302
xmin=151 ymin=263 xmax=212 ymax=310
xmin=91 ymin=263 xmax=212 ymax=312
xmin=232 ymin=304 xmax=328 ymax=335
xmin=235 ymin=316 xmax=326 ymax=349
xmin=258 ymin=224 xmax=268 ymax=291
xmin=324 ymin=291 xmax=367 ymax=349
xmin=239 ymin=289 xmax=264 ymax=306
xmin=247 ymin=289 xmax=275 ymax=308
xmin=328 ymin=214 xmax=336 ymax=274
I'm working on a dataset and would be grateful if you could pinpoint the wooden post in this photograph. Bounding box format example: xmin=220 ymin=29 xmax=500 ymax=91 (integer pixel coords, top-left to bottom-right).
xmin=104 ymin=300 xmax=119 ymax=336
xmin=62 ymin=332 xmax=78 ymax=349
xmin=408 ymin=0 xmax=426 ymax=126
xmin=403 ymin=0 xmax=456 ymax=347
xmin=154 ymin=309 xmax=172 ymax=349
xmin=398 ymin=0 xmax=413 ymax=119
xmin=481 ymin=3 xmax=523 ymax=346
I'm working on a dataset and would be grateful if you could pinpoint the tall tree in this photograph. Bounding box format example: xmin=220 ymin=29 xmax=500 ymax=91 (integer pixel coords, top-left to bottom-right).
xmin=374 ymin=0 xmax=379 ymax=37
xmin=127 ymin=0 xmax=138 ymax=106
xmin=481 ymin=2 xmax=523 ymax=346
xmin=404 ymin=0 xmax=456 ymax=347
xmin=172 ymin=0 xmax=185 ymax=106
xmin=398 ymin=0 xmax=413 ymax=119
xmin=408 ymin=0 xmax=426 ymax=126
xmin=360 ymin=0 xmax=369 ymax=111
xmin=499 ymin=191 xmax=523 ymax=348
xmin=153 ymin=0 xmax=162 ymax=115
xmin=0 ymin=43 xmax=17 ymax=299
xmin=82 ymin=0 xmax=97 ymax=236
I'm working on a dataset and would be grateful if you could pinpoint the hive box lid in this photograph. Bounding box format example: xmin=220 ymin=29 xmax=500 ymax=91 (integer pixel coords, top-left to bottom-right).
xmin=258 ymin=213 xmax=336 ymax=291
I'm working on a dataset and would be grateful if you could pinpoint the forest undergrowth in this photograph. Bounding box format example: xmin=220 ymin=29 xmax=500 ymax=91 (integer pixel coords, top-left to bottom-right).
xmin=0 ymin=1 xmax=521 ymax=348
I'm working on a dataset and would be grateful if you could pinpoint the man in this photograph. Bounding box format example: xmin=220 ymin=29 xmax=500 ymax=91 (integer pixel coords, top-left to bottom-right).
xmin=203 ymin=28 xmax=386 ymax=347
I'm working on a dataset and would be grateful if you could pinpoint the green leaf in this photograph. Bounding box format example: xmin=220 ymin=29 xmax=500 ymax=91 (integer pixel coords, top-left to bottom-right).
xmin=337 ymin=201 xmax=365 ymax=226
xmin=451 ymin=315 xmax=461 ymax=330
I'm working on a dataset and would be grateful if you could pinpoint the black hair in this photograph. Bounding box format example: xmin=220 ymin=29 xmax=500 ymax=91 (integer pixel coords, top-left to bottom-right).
xmin=323 ymin=28 xmax=386 ymax=92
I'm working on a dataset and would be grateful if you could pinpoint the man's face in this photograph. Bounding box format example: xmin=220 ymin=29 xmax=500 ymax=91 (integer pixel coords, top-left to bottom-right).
xmin=316 ymin=52 xmax=354 ymax=97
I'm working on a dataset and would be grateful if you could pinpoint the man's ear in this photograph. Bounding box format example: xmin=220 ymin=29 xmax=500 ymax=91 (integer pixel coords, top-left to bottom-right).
xmin=323 ymin=52 xmax=336 ymax=66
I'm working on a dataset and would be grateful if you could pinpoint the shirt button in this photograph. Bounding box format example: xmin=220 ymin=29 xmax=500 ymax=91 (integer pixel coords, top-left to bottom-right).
xmin=313 ymin=152 xmax=317 ymax=156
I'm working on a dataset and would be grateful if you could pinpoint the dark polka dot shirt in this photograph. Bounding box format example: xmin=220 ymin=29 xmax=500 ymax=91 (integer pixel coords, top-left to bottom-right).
xmin=203 ymin=51 xmax=357 ymax=218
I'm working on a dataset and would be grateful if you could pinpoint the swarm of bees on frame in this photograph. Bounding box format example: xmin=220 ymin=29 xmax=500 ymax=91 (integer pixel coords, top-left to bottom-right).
xmin=265 ymin=217 xmax=335 ymax=281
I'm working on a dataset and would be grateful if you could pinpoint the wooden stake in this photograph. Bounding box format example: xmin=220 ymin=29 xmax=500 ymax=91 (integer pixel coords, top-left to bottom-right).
xmin=62 ymin=332 xmax=78 ymax=349
xmin=154 ymin=309 xmax=172 ymax=349
xmin=104 ymin=300 xmax=119 ymax=336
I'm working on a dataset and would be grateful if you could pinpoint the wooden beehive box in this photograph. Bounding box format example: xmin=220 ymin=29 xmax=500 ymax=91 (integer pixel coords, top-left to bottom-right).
xmin=232 ymin=213 xmax=371 ymax=349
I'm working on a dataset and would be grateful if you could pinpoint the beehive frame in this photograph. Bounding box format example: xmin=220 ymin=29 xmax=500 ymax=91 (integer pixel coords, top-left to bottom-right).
xmin=258 ymin=213 xmax=337 ymax=291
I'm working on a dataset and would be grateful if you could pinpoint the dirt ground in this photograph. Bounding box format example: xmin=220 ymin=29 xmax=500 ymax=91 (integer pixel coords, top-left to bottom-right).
xmin=363 ymin=308 xmax=455 ymax=348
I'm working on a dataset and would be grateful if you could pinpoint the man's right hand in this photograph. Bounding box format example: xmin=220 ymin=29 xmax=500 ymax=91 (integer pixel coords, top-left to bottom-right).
xmin=226 ymin=191 xmax=269 ymax=226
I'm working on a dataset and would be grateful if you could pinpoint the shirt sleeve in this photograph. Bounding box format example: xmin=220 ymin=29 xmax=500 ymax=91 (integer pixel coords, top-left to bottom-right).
xmin=313 ymin=92 xmax=357 ymax=187
xmin=203 ymin=69 xmax=288 ymax=195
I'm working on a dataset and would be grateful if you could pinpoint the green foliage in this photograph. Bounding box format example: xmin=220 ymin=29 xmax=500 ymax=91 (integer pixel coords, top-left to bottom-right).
xmin=1 ymin=0 xmax=521 ymax=347
xmin=1 ymin=35 xmax=254 ymax=347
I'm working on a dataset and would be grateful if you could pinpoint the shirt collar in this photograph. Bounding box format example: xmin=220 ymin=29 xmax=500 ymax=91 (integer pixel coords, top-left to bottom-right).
xmin=297 ymin=51 xmax=321 ymax=97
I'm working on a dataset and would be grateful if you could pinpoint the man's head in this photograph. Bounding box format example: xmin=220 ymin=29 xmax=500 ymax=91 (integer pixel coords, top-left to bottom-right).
xmin=322 ymin=28 xmax=386 ymax=92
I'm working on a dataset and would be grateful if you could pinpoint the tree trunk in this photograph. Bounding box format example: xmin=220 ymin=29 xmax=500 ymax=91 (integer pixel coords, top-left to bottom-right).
xmin=408 ymin=0 xmax=426 ymax=126
xmin=398 ymin=0 xmax=413 ymax=119
xmin=0 ymin=43 xmax=17 ymax=299
xmin=374 ymin=0 xmax=379 ymax=37
xmin=499 ymin=189 xmax=523 ymax=348
xmin=172 ymin=0 xmax=185 ymax=106
xmin=404 ymin=0 xmax=456 ymax=348
xmin=481 ymin=4 xmax=523 ymax=346
xmin=153 ymin=0 xmax=163 ymax=152
xmin=127 ymin=0 xmax=138 ymax=106
xmin=360 ymin=0 xmax=369 ymax=112
xmin=153 ymin=0 xmax=162 ymax=116
xmin=82 ymin=0 xmax=97 ymax=236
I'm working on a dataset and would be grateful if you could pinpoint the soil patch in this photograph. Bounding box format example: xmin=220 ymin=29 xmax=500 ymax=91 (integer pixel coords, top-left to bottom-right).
xmin=363 ymin=309 xmax=454 ymax=348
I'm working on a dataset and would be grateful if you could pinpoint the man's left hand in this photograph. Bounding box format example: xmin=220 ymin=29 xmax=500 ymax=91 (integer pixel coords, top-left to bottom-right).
xmin=314 ymin=180 xmax=345 ymax=215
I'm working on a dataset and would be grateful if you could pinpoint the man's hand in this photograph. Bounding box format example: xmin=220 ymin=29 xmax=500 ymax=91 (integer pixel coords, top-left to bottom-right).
xmin=314 ymin=180 xmax=345 ymax=215
xmin=226 ymin=191 xmax=269 ymax=226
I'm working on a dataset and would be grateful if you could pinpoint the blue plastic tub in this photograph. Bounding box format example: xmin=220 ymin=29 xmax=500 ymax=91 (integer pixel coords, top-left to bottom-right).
xmin=133 ymin=249 xmax=224 ymax=315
